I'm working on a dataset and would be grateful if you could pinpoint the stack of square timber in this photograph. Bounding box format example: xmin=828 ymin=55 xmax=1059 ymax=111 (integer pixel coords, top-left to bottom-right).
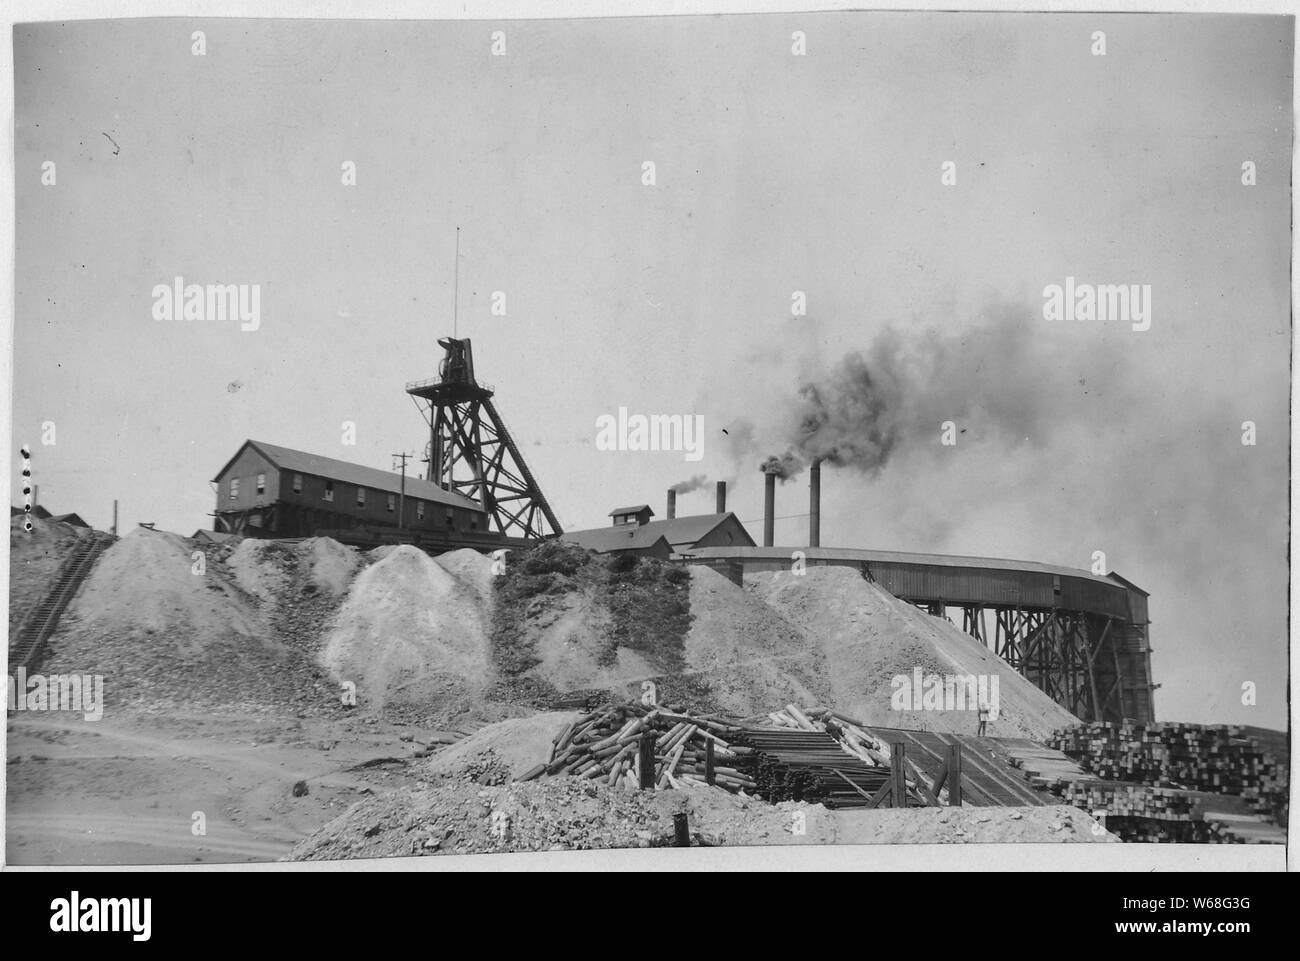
xmin=1048 ymin=722 xmax=1288 ymax=822
xmin=1056 ymin=781 xmax=1280 ymax=843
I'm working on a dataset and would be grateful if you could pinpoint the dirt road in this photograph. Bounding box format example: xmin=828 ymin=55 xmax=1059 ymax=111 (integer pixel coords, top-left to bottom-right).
xmin=6 ymin=710 xmax=440 ymax=864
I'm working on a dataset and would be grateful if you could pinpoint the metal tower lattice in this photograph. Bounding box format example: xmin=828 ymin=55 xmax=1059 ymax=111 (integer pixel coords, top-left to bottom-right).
xmin=406 ymin=337 xmax=562 ymax=539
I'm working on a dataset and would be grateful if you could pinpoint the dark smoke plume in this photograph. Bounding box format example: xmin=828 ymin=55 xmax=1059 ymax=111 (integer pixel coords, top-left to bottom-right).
xmin=778 ymin=310 xmax=1132 ymax=475
xmin=759 ymin=451 xmax=802 ymax=482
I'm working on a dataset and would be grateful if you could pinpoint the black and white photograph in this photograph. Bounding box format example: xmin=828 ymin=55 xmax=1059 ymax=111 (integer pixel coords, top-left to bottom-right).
xmin=2 ymin=2 xmax=1293 ymax=881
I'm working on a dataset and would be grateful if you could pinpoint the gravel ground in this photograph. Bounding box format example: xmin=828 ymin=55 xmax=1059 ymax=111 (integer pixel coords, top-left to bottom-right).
xmin=287 ymin=778 xmax=839 ymax=859
xmin=286 ymin=776 xmax=1116 ymax=860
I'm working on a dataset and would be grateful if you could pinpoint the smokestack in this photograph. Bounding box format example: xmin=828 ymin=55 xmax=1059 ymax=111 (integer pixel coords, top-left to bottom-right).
xmin=763 ymin=471 xmax=776 ymax=547
xmin=666 ymin=489 xmax=677 ymax=520
xmin=809 ymin=459 xmax=821 ymax=548
xmin=715 ymin=480 xmax=726 ymax=514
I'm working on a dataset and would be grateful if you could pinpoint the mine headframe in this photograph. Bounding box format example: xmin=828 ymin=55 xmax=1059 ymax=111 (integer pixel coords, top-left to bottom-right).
xmin=406 ymin=337 xmax=563 ymax=539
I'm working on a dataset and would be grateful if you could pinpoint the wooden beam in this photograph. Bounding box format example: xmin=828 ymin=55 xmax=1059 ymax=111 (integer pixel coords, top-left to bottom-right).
xmin=638 ymin=731 xmax=655 ymax=790
xmin=947 ymin=744 xmax=963 ymax=806
xmin=831 ymin=768 xmax=876 ymax=803
xmin=867 ymin=781 xmax=892 ymax=809
xmin=891 ymin=742 xmax=908 ymax=809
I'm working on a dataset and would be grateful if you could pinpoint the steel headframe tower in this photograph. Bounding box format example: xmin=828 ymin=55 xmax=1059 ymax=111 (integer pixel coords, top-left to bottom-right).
xmin=406 ymin=337 xmax=563 ymax=539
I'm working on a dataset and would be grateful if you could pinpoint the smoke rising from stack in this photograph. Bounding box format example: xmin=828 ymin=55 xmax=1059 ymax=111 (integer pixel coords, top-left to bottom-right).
xmin=669 ymin=474 xmax=709 ymax=493
xmin=759 ymin=451 xmax=802 ymax=482
xmin=710 ymin=302 xmax=1286 ymax=726
xmin=743 ymin=310 xmax=1136 ymax=480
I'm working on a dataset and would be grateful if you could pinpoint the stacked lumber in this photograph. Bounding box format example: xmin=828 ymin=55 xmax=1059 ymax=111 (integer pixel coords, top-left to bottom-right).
xmin=1049 ymin=722 xmax=1288 ymax=822
xmin=516 ymin=703 xmax=758 ymax=794
xmin=735 ymin=706 xmax=940 ymax=808
xmin=996 ymin=741 xmax=1098 ymax=790
xmin=1057 ymin=781 xmax=1225 ymax=843
xmin=1059 ymin=781 xmax=1202 ymax=822
xmin=737 ymin=728 xmax=890 ymax=807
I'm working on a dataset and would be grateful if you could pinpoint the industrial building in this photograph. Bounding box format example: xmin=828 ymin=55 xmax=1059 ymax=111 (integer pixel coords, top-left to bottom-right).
xmin=564 ymin=460 xmax=1156 ymax=723
xmin=211 ymin=439 xmax=492 ymax=546
xmin=205 ymin=332 xmax=1156 ymax=724
xmin=673 ymin=462 xmax=1158 ymax=724
xmin=562 ymin=482 xmax=754 ymax=558
xmin=210 ymin=337 xmax=558 ymax=553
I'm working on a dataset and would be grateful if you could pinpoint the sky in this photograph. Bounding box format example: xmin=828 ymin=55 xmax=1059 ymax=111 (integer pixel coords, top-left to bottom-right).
xmin=9 ymin=13 xmax=1292 ymax=728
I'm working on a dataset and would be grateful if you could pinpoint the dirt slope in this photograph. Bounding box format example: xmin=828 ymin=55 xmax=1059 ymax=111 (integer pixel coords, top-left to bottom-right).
xmin=749 ymin=567 xmax=1079 ymax=738
xmin=33 ymin=532 xmax=1076 ymax=734
xmin=682 ymin=566 xmax=831 ymax=715
xmin=43 ymin=529 xmax=333 ymax=714
xmin=318 ymin=545 xmax=492 ymax=716
xmin=422 ymin=711 xmax=582 ymax=782
xmin=8 ymin=515 xmax=93 ymax=633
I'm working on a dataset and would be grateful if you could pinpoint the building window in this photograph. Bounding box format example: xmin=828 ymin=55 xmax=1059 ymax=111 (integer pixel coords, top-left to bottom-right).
xmin=292 ymin=473 xmax=303 ymax=494
xmin=416 ymin=501 xmax=425 ymax=521
xmin=357 ymin=488 xmax=366 ymax=509
xmin=445 ymin=509 xmax=455 ymax=529
xmin=470 ymin=516 xmax=479 ymax=531
xmin=229 ymin=478 xmax=240 ymax=500
xmin=256 ymin=473 xmax=266 ymax=495
xmin=324 ymin=480 xmax=334 ymax=503
xmin=387 ymin=494 xmax=396 ymax=513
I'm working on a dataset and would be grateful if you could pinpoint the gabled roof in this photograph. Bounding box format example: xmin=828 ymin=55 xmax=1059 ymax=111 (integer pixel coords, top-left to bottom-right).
xmin=192 ymin=529 xmax=236 ymax=543
xmin=561 ymin=526 xmax=672 ymax=554
xmin=608 ymin=504 xmax=653 ymax=517
xmin=49 ymin=512 xmax=90 ymax=528
xmin=636 ymin=512 xmax=753 ymax=549
xmin=214 ymin=440 xmax=484 ymax=512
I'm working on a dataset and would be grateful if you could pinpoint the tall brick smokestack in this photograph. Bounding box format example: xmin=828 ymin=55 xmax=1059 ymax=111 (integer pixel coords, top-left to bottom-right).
xmin=715 ymin=480 xmax=727 ymax=514
xmin=763 ymin=470 xmax=776 ymax=547
xmin=666 ymin=489 xmax=676 ymax=520
xmin=809 ymin=459 xmax=821 ymax=548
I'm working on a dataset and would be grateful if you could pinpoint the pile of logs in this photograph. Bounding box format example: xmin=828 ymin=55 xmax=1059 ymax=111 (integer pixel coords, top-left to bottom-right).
xmin=519 ymin=702 xmax=950 ymax=810
xmin=739 ymin=728 xmax=889 ymax=806
xmin=1049 ymin=722 xmax=1288 ymax=821
xmin=516 ymin=703 xmax=758 ymax=793
xmin=737 ymin=706 xmax=924 ymax=808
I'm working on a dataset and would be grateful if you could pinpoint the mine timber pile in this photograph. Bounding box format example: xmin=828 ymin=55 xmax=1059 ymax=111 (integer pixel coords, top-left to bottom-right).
xmin=1049 ymin=722 xmax=1289 ymax=822
xmin=518 ymin=702 xmax=933 ymax=808
xmin=734 ymin=715 xmax=892 ymax=808
xmin=1053 ymin=782 xmax=1281 ymax=844
xmin=518 ymin=703 xmax=759 ymax=793
xmin=1039 ymin=722 xmax=1290 ymax=844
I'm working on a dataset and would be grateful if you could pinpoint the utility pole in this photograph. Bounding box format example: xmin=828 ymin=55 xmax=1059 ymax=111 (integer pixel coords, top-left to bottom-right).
xmin=392 ymin=453 xmax=411 ymax=531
